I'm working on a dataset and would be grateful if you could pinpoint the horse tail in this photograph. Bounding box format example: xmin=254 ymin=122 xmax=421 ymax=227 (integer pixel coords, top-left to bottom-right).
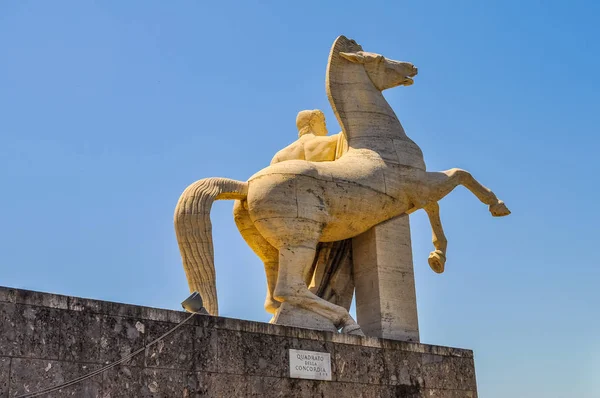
xmin=174 ymin=177 xmax=248 ymax=316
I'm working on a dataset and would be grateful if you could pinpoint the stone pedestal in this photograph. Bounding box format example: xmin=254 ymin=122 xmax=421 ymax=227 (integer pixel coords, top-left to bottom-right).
xmin=0 ymin=286 xmax=477 ymax=397
xmin=352 ymin=214 xmax=420 ymax=342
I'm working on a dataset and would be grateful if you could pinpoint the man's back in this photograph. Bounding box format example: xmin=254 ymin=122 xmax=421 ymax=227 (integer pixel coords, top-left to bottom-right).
xmin=270 ymin=134 xmax=339 ymax=164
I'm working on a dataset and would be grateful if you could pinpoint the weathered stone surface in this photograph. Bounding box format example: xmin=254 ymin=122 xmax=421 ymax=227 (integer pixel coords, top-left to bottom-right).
xmin=144 ymin=321 xmax=195 ymax=370
xmin=198 ymin=373 xmax=248 ymax=397
xmin=0 ymin=288 xmax=15 ymax=304
xmin=418 ymin=388 xmax=478 ymax=398
xmin=420 ymin=355 xmax=477 ymax=391
xmin=247 ymin=376 xmax=319 ymax=398
xmin=333 ymin=344 xmax=386 ymax=384
xmin=101 ymin=365 xmax=143 ymax=398
xmin=384 ymin=348 xmax=424 ymax=386
xmin=0 ymin=304 xmax=18 ymax=358
xmin=381 ymin=384 xmax=422 ymax=398
xmin=217 ymin=330 xmax=288 ymax=378
xmin=16 ymin=288 xmax=69 ymax=310
xmin=9 ymin=359 xmax=102 ymax=397
xmin=100 ymin=315 xmax=146 ymax=367
xmin=145 ymin=322 xmax=218 ymax=372
xmin=356 ymin=382 xmax=415 ymax=398
xmin=140 ymin=367 xmax=190 ymax=397
xmin=0 ymin=302 xmax=61 ymax=359
xmin=0 ymin=286 xmax=478 ymax=397
xmin=0 ymin=357 xmax=10 ymax=398
xmin=59 ymin=311 xmax=103 ymax=362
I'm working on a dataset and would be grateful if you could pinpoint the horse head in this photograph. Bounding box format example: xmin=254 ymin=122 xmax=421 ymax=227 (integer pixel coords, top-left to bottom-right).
xmin=339 ymin=51 xmax=418 ymax=90
xmin=326 ymin=36 xmax=419 ymax=144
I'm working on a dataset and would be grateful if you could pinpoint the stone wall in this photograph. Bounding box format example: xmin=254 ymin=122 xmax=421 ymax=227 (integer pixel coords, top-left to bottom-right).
xmin=0 ymin=286 xmax=478 ymax=397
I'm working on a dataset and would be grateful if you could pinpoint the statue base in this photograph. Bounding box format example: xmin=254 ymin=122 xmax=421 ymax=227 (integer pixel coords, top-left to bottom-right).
xmin=271 ymin=302 xmax=338 ymax=333
xmin=0 ymin=286 xmax=478 ymax=397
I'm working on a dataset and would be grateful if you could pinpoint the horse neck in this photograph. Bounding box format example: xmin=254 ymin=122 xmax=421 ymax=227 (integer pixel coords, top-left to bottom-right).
xmin=327 ymin=63 xmax=408 ymax=148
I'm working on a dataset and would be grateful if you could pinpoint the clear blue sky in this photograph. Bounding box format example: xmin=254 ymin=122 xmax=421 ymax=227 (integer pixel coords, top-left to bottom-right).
xmin=1 ymin=1 xmax=598 ymax=397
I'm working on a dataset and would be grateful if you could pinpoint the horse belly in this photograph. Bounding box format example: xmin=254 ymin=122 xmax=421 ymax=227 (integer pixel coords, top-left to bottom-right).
xmin=246 ymin=173 xmax=331 ymax=247
xmin=319 ymin=181 xmax=402 ymax=242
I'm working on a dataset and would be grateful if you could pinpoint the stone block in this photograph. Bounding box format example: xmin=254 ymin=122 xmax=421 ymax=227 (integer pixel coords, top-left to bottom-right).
xmin=383 ymin=349 xmax=424 ymax=386
xmin=99 ymin=315 xmax=146 ymax=367
xmin=0 ymin=288 xmax=16 ymax=304
xmin=247 ymin=376 xmax=284 ymax=397
xmin=59 ymin=311 xmax=103 ymax=363
xmin=322 ymin=381 xmax=392 ymax=398
xmin=287 ymin=336 xmax=335 ymax=354
xmin=145 ymin=321 xmax=217 ymax=372
xmin=101 ymin=365 xmax=143 ymax=398
xmin=104 ymin=366 xmax=200 ymax=398
xmin=419 ymin=388 xmax=477 ymax=398
xmin=0 ymin=304 xmax=18 ymax=358
xmin=0 ymin=357 xmax=9 ymax=398
xmin=333 ymin=344 xmax=386 ymax=384
xmin=140 ymin=367 xmax=191 ymax=397
xmin=9 ymin=358 xmax=102 ymax=397
xmin=217 ymin=330 xmax=288 ymax=378
xmin=197 ymin=373 xmax=249 ymax=397
xmin=0 ymin=286 xmax=478 ymax=397
xmin=144 ymin=321 xmax=195 ymax=370
xmin=420 ymin=355 xmax=477 ymax=391
xmin=381 ymin=384 xmax=423 ymax=398
xmin=68 ymin=293 xmax=194 ymax=326
xmin=15 ymin=289 xmax=68 ymax=310
xmin=189 ymin=327 xmax=219 ymax=372
xmin=0 ymin=303 xmax=61 ymax=359
xmin=246 ymin=376 xmax=321 ymax=398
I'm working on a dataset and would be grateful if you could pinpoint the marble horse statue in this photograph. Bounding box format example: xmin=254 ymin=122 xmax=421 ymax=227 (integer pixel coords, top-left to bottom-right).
xmin=174 ymin=36 xmax=510 ymax=335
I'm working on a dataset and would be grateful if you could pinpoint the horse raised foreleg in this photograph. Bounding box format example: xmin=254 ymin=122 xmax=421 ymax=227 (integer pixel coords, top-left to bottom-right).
xmin=424 ymin=168 xmax=511 ymax=217
xmin=423 ymin=202 xmax=447 ymax=273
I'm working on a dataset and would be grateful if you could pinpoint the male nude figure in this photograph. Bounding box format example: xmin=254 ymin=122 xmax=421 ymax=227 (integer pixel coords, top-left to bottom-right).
xmin=271 ymin=109 xmax=342 ymax=164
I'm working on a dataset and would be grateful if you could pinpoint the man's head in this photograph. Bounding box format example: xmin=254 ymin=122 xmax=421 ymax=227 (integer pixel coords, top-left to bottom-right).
xmin=296 ymin=109 xmax=328 ymax=137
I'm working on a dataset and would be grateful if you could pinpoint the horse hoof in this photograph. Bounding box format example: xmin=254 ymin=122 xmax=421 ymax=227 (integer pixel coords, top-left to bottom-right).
xmin=341 ymin=324 xmax=365 ymax=336
xmin=490 ymin=200 xmax=511 ymax=217
xmin=428 ymin=250 xmax=446 ymax=273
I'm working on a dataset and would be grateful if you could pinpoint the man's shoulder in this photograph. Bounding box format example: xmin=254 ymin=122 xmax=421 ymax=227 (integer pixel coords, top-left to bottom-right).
xmin=271 ymin=140 xmax=305 ymax=164
xmin=304 ymin=134 xmax=338 ymax=146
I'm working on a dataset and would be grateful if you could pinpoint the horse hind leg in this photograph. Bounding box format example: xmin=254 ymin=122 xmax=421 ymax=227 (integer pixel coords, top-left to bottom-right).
xmin=424 ymin=168 xmax=511 ymax=216
xmin=233 ymin=200 xmax=280 ymax=315
xmin=273 ymin=239 xmax=363 ymax=335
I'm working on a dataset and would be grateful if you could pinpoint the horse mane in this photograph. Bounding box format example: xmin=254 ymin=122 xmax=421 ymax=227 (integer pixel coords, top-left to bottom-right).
xmin=326 ymin=36 xmax=363 ymax=151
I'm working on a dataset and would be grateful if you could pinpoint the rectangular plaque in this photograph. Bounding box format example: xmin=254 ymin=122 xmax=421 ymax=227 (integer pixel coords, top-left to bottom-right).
xmin=289 ymin=349 xmax=332 ymax=381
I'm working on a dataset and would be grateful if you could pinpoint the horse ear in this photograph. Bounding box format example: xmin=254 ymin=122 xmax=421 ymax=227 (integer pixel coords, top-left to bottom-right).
xmin=339 ymin=52 xmax=365 ymax=64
